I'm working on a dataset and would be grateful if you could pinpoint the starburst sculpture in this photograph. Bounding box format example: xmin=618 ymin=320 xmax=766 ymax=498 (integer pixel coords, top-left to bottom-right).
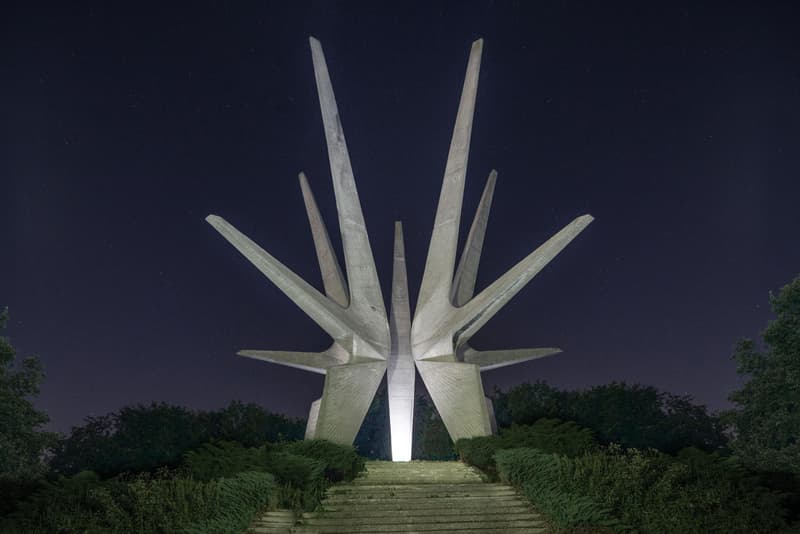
xmin=206 ymin=37 xmax=592 ymax=461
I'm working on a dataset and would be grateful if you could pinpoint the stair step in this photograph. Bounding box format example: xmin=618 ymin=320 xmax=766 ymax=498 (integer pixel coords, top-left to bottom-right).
xmin=309 ymin=503 xmax=533 ymax=515
xmin=292 ymin=520 xmax=547 ymax=533
xmin=247 ymin=461 xmax=549 ymax=533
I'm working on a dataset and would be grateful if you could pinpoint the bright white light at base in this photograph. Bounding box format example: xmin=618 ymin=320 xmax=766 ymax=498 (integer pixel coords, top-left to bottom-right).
xmin=389 ymin=397 xmax=413 ymax=462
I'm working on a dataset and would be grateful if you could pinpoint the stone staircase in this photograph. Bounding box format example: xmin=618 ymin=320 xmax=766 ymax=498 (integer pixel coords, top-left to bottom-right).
xmin=289 ymin=460 xmax=548 ymax=533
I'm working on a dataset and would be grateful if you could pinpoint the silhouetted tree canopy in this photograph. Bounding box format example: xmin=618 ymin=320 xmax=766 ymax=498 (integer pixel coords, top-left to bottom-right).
xmin=49 ymin=401 xmax=304 ymax=477
xmin=726 ymin=275 xmax=800 ymax=474
xmin=493 ymin=380 xmax=726 ymax=453
xmin=0 ymin=308 xmax=56 ymax=480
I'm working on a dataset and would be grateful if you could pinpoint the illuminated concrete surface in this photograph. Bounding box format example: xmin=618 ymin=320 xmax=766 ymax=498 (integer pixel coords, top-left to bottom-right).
xmin=207 ymin=36 xmax=593 ymax=452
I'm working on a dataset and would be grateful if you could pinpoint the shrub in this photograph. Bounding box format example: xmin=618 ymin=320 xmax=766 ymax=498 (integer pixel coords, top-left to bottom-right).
xmin=263 ymin=451 xmax=325 ymax=511
xmin=456 ymin=418 xmax=596 ymax=479
xmin=496 ymin=448 xmax=619 ymax=530
xmin=500 ymin=419 xmax=596 ymax=457
xmin=177 ymin=471 xmax=276 ymax=534
xmin=280 ymin=439 xmax=365 ymax=482
xmin=2 ymin=469 xmax=275 ymax=534
xmin=495 ymin=446 xmax=788 ymax=533
xmin=454 ymin=435 xmax=501 ymax=480
xmin=181 ymin=441 xmax=264 ymax=481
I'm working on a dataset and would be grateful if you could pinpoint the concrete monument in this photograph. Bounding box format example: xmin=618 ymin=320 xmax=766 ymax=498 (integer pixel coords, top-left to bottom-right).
xmin=206 ymin=37 xmax=592 ymax=459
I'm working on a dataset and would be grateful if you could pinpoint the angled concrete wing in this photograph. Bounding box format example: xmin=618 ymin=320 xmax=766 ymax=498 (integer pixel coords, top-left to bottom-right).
xmin=298 ymin=172 xmax=349 ymax=307
xmin=452 ymin=214 xmax=593 ymax=344
xmin=206 ymin=215 xmax=357 ymax=343
xmin=461 ymin=346 xmax=562 ymax=371
xmin=387 ymin=222 xmax=414 ymax=461
xmin=238 ymin=343 xmax=350 ymax=374
xmin=415 ymin=360 xmax=493 ymax=438
xmin=309 ymin=37 xmax=390 ymax=357
xmin=315 ymin=361 xmax=387 ymax=445
xmin=451 ymin=169 xmax=497 ymax=307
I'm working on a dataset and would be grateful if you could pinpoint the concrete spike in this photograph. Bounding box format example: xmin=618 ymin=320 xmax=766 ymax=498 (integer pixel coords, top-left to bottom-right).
xmin=461 ymin=346 xmax=562 ymax=371
xmin=387 ymin=221 xmax=414 ymax=461
xmin=485 ymin=396 xmax=498 ymax=433
xmin=305 ymin=398 xmax=321 ymax=439
xmin=451 ymin=169 xmax=497 ymax=307
xmin=413 ymin=39 xmax=483 ymax=333
xmin=309 ymin=37 xmax=389 ymax=355
xmin=298 ymin=172 xmax=349 ymax=307
xmin=415 ymin=360 xmax=492 ymax=441
xmin=453 ymin=214 xmax=593 ymax=344
xmin=206 ymin=215 xmax=383 ymax=359
xmin=237 ymin=345 xmax=349 ymax=374
xmin=315 ymin=360 xmax=387 ymax=445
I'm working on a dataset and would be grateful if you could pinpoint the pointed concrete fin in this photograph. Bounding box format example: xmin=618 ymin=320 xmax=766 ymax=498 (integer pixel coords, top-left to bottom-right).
xmin=298 ymin=172 xmax=349 ymax=307
xmin=237 ymin=349 xmax=345 ymax=375
xmin=389 ymin=222 xmax=411 ymax=356
xmin=453 ymin=214 xmax=594 ymax=343
xmin=305 ymin=399 xmax=321 ymax=439
xmin=451 ymin=169 xmax=497 ymax=307
xmin=206 ymin=214 xmax=353 ymax=342
xmin=309 ymin=37 xmax=389 ymax=350
xmin=314 ymin=360 xmax=387 ymax=445
xmin=388 ymin=221 xmax=414 ymax=461
xmin=415 ymin=360 xmax=492 ymax=441
xmin=415 ymin=39 xmax=484 ymax=324
xmin=462 ymin=346 xmax=562 ymax=371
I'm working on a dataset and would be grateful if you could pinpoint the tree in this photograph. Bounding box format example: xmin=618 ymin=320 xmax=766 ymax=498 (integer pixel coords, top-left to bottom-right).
xmin=726 ymin=275 xmax=800 ymax=474
xmin=0 ymin=308 xmax=55 ymax=479
xmin=50 ymin=400 xmax=306 ymax=477
xmin=492 ymin=380 xmax=726 ymax=453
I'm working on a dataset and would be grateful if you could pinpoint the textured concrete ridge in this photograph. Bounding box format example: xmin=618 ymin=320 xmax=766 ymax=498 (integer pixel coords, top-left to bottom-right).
xmin=282 ymin=461 xmax=549 ymax=533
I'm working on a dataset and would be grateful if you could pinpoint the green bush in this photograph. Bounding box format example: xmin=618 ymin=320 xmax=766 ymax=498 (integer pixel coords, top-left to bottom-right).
xmin=2 ymin=469 xmax=275 ymax=534
xmin=495 ymin=446 xmax=788 ymax=533
xmin=177 ymin=471 xmax=276 ymax=534
xmin=496 ymin=448 xmax=619 ymax=530
xmin=454 ymin=435 xmax=501 ymax=479
xmin=0 ymin=478 xmax=44 ymax=518
xmin=280 ymin=439 xmax=365 ymax=482
xmin=500 ymin=419 xmax=596 ymax=457
xmin=456 ymin=418 xmax=596 ymax=480
xmin=263 ymin=451 xmax=326 ymax=511
xmin=181 ymin=440 xmax=264 ymax=481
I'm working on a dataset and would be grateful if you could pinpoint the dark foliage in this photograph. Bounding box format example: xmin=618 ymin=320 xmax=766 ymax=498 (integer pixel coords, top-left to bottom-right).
xmin=280 ymin=439 xmax=364 ymax=482
xmin=49 ymin=401 xmax=304 ymax=477
xmin=2 ymin=469 xmax=274 ymax=534
xmin=725 ymin=275 xmax=800 ymax=475
xmin=493 ymin=381 xmax=727 ymax=453
xmin=496 ymin=446 xmax=787 ymax=533
xmin=0 ymin=308 xmax=57 ymax=480
xmin=456 ymin=418 xmax=597 ymax=479
xmin=181 ymin=440 xmax=264 ymax=482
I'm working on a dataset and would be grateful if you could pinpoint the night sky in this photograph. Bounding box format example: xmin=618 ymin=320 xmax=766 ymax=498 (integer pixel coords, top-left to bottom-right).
xmin=3 ymin=2 xmax=799 ymax=433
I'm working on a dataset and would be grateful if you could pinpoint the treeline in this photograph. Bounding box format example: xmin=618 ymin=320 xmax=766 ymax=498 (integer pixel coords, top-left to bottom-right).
xmin=48 ymin=401 xmax=305 ymax=477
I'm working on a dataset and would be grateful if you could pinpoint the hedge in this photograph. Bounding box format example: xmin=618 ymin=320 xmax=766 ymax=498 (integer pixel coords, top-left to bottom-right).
xmin=495 ymin=446 xmax=787 ymax=533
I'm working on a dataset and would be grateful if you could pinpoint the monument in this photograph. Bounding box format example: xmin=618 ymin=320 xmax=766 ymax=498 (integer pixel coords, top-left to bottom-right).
xmin=206 ymin=37 xmax=592 ymax=461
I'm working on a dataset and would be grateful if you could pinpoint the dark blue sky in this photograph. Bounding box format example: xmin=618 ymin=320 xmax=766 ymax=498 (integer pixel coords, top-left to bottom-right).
xmin=3 ymin=2 xmax=799 ymax=432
